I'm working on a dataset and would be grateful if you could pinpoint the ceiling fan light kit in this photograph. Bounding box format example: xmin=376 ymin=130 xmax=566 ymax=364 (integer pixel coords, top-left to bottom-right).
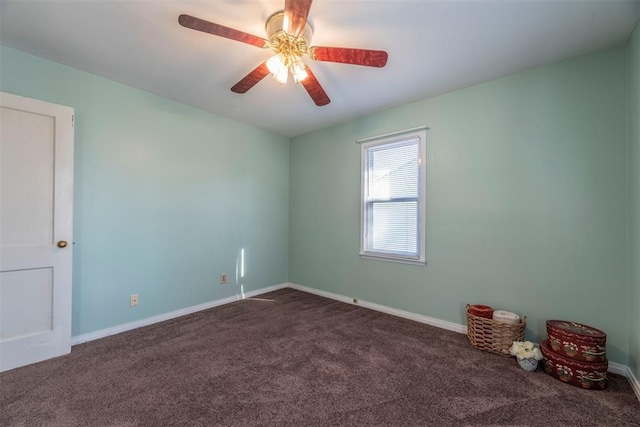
xmin=178 ymin=0 xmax=388 ymax=106
xmin=264 ymin=11 xmax=313 ymax=85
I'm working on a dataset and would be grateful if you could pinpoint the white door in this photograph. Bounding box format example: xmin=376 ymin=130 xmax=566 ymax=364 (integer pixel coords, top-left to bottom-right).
xmin=0 ymin=92 xmax=74 ymax=372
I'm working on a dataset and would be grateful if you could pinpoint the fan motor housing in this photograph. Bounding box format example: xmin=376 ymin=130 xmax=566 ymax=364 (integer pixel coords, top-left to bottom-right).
xmin=266 ymin=11 xmax=313 ymax=42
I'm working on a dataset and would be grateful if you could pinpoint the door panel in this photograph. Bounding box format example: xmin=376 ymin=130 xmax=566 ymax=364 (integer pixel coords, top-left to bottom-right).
xmin=1 ymin=108 xmax=55 ymax=247
xmin=1 ymin=268 xmax=53 ymax=339
xmin=0 ymin=92 xmax=74 ymax=372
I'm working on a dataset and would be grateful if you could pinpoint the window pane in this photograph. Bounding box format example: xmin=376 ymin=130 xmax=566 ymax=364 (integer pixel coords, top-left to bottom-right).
xmin=367 ymin=140 xmax=418 ymax=200
xmin=369 ymin=201 xmax=418 ymax=255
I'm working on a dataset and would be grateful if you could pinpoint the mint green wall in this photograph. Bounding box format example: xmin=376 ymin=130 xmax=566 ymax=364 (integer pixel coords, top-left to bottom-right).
xmin=290 ymin=46 xmax=630 ymax=364
xmin=1 ymin=41 xmax=635 ymax=368
xmin=0 ymin=46 xmax=289 ymax=337
xmin=629 ymin=23 xmax=640 ymax=380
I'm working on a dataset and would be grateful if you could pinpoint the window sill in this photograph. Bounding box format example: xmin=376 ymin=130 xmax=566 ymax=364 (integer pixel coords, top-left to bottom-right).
xmin=358 ymin=252 xmax=426 ymax=266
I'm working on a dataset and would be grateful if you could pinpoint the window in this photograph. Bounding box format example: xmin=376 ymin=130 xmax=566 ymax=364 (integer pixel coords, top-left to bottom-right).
xmin=358 ymin=127 xmax=427 ymax=265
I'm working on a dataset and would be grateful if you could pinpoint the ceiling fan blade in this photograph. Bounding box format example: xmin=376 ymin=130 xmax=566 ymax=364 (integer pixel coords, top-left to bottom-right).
xmin=231 ymin=62 xmax=271 ymax=93
xmin=179 ymin=14 xmax=268 ymax=48
xmin=284 ymin=0 xmax=313 ymax=37
xmin=309 ymin=47 xmax=388 ymax=67
xmin=300 ymin=66 xmax=330 ymax=106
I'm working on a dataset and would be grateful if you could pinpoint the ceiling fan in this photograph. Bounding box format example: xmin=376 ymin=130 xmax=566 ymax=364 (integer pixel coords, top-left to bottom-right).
xmin=178 ymin=0 xmax=388 ymax=106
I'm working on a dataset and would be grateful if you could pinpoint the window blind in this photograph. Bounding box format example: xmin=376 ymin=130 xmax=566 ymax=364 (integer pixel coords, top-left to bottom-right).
xmin=364 ymin=138 xmax=420 ymax=257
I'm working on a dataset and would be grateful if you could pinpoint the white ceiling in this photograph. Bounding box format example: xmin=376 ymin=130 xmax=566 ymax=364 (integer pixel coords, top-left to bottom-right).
xmin=1 ymin=0 xmax=639 ymax=137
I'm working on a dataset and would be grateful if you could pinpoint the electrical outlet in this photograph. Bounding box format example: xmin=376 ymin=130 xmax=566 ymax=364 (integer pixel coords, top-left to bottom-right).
xmin=130 ymin=294 xmax=139 ymax=307
xmin=220 ymin=273 xmax=228 ymax=285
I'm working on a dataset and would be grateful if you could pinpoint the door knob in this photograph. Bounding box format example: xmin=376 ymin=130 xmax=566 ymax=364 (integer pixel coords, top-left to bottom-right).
xmin=57 ymin=240 xmax=68 ymax=248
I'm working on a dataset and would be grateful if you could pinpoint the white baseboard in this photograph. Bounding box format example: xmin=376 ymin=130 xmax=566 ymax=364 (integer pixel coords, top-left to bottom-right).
xmin=608 ymin=361 xmax=628 ymax=376
xmin=71 ymin=283 xmax=288 ymax=346
xmin=618 ymin=364 xmax=640 ymax=402
xmin=288 ymin=282 xmax=639 ymax=401
xmin=69 ymin=281 xmax=640 ymax=403
xmin=632 ymin=369 xmax=640 ymax=403
xmin=609 ymin=362 xmax=640 ymax=402
xmin=287 ymin=283 xmax=467 ymax=334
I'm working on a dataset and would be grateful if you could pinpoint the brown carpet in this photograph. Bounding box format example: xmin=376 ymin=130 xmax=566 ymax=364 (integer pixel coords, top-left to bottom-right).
xmin=1 ymin=288 xmax=639 ymax=426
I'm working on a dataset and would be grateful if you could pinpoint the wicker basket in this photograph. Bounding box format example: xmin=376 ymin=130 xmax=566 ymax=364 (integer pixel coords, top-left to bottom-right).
xmin=466 ymin=305 xmax=526 ymax=356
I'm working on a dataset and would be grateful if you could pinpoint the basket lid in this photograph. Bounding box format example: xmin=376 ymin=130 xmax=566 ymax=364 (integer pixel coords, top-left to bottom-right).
xmin=546 ymin=320 xmax=606 ymax=339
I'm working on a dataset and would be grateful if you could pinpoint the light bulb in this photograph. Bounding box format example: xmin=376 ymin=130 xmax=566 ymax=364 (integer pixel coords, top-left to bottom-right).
xmin=266 ymin=54 xmax=286 ymax=75
xmin=274 ymin=66 xmax=288 ymax=84
xmin=290 ymin=58 xmax=308 ymax=83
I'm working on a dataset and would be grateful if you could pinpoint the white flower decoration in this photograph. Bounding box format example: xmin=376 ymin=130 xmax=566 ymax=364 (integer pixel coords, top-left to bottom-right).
xmin=510 ymin=341 xmax=543 ymax=360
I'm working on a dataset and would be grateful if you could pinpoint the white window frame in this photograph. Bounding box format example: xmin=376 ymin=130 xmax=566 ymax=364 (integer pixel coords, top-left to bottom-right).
xmin=358 ymin=126 xmax=427 ymax=266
